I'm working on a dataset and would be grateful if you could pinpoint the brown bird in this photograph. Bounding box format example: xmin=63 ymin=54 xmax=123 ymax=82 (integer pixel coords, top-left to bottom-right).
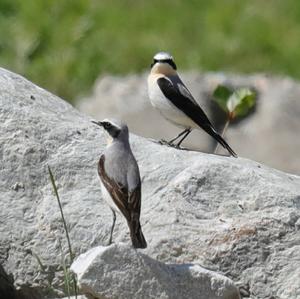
xmin=92 ymin=118 xmax=147 ymax=249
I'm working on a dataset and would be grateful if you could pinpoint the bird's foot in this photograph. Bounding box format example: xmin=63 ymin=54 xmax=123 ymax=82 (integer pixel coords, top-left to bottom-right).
xmin=158 ymin=139 xmax=170 ymax=145
xmin=107 ymin=236 xmax=113 ymax=246
xmin=158 ymin=139 xmax=173 ymax=146
xmin=173 ymin=144 xmax=183 ymax=149
xmin=158 ymin=139 xmax=186 ymax=149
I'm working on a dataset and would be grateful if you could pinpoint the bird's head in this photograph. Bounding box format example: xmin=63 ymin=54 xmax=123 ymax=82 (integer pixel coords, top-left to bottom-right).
xmin=150 ymin=52 xmax=177 ymax=75
xmin=92 ymin=118 xmax=129 ymax=144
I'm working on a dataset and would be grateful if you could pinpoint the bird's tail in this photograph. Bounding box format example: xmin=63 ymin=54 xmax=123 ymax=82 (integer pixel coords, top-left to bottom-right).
xmin=128 ymin=218 xmax=147 ymax=249
xmin=205 ymin=126 xmax=238 ymax=157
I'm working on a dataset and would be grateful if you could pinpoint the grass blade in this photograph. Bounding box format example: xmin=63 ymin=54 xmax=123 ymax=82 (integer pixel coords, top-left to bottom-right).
xmin=48 ymin=166 xmax=74 ymax=261
xmin=48 ymin=165 xmax=78 ymax=298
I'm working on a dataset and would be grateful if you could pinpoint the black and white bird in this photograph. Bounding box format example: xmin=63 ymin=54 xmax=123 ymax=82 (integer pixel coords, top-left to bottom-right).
xmin=92 ymin=118 xmax=147 ymax=249
xmin=147 ymin=51 xmax=237 ymax=157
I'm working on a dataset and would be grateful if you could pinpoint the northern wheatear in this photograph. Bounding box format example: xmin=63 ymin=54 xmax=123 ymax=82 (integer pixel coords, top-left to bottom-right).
xmin=147 ymin=51 xmax=237 ymax=157
xmin=92 ymin=119 xmax=147 ymax=248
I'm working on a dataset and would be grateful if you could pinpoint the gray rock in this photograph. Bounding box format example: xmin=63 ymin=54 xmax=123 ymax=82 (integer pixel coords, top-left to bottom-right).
xmin=78 ymin=72 xmax=300 ymax=175
xmin=0 ymin=67 xmax=300 ymax=299
xmin=71 ymin=244 xmax=240 ymax=299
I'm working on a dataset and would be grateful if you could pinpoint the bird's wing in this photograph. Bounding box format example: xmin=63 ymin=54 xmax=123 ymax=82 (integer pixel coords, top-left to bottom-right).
xmin=157 ymin=77 xmax=213 ymax=128
xmin=177 ymin=82 xmax=199 ymax=106
xmin=98 ymin=155 xmax=141 ymax=221
xmin=128 ymin=185 xmax=141 ymax=214
xmin=157 ymin=77 xmax=238 ymax=157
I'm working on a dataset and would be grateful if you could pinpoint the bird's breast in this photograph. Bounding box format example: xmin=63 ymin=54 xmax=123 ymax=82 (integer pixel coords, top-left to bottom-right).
xmin=147 ymin=76 xmax=197 ymax=129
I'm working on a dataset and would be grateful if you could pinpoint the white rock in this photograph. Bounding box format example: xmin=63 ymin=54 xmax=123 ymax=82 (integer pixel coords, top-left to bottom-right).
xmin=0 ymin=67 xmax=300 ymax=299
xmin=71 ymin=244 xmax=240 ymax=299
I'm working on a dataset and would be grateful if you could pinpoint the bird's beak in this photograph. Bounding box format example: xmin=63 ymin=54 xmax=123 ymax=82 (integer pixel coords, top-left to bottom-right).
xmin=91 ymin=120 xmax=103 ymax=127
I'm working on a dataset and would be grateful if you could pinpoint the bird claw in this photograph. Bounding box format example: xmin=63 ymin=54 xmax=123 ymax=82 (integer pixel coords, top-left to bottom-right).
xmin=107 ymin=236 xmax=113 ymax=246
xmin=158 ymin=139 xmax=170 ymax=145
xmin=159 ymin=139 xmax=183 ymax=149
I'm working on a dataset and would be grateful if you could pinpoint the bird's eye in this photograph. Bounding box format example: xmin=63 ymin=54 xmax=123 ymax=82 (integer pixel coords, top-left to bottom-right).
xmin=104 ymin=122 xmax=112 ymax=129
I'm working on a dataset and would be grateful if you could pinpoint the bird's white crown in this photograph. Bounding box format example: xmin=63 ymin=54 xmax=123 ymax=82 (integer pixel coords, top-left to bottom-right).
xmin=153 ymin=52 xmax=173 ymax=61
xmin=102 ymin=118 xmax=127 ymax=130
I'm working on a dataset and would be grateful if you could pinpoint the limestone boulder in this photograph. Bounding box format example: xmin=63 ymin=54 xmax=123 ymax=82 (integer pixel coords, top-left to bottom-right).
xmin=71 ymin=244 xmax=240 ymax=299
xmin=0 ymin=68 xmax=299 ymax=298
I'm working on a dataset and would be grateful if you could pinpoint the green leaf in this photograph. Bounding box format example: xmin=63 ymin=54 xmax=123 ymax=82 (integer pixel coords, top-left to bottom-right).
xmin=213 ymin=85 xmax=256 ymax=120
xmin=227 ymin=88 xmax=255 ymax=117
xmin=212 ymin=85 xmax=232 ymax=112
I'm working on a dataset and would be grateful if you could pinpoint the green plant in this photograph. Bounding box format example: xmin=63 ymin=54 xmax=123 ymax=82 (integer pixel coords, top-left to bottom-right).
xmin=48 ymin=166 xmax=77 ymax=299
xmin=30 ymin=250 xmax=61 ymax=298
xmin=213 ymin=85 xmax=256 ymax=153
xmin=58 ymin=238 xmax=76 ymax=299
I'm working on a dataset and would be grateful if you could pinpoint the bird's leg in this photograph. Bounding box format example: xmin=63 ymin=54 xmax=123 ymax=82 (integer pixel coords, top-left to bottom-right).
xmin=108 ymin=209 xmax=116 ymax=246
xmin=176 ymin=129 xmax=191 ymax=148
xmin=166 ymin=129 xmax=189 ymax=145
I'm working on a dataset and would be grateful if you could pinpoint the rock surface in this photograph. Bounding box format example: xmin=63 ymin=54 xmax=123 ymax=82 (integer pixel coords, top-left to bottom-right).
xmin=71 ymin=244 xmax=240 ymax=299
xmin=0 ymin=67 xmax=300 ymax=299
xmin=78 ymin=72 xmax=300 ymax=175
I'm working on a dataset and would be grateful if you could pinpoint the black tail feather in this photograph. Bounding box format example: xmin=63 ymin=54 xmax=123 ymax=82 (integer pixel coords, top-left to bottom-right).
xmin=128 ymin=220 xmax=147 ymax=249
xmin=204 ymin=126 xmax=238 ymax=157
